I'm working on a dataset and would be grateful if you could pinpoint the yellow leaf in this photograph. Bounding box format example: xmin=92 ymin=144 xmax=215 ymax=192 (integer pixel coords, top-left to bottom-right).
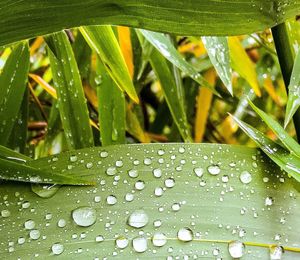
xmin=30 ymin=36 xmax=44 ymax=56
xmin=29 ymin=73 xmax=57 ymax=99
xmin=263 ymin=76 xmax=282 ymax=106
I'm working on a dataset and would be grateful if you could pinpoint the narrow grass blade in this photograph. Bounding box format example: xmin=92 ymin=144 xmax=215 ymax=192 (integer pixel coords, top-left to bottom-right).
xmin=46 ymin=31 xmax=94 ymax=149
xmin=0 ymin=145 xmax=31 ymax=161
xmin=140 ymin=30 xmax=215 ymax=93
xmin=80 ymin=26 xmax=139 ymax=103
xmin=232 ymin=115 xmax=300 ymax=182
xmin=1 ymin=1 xmax=300 ymax=46
xmin=228 ymin=37 xmax=261 ymax=96
xmin=0 ymin=143 xmax=300 ymax=258
xmin=0 ymin=42 xmax=29 ymax=146
xmin=285 ymin=49 xmax=300 ymax=128
xmin=150 ymin=49 xmax=192 ymax=142
xmin=202 ymin=37 xmax=232 ymax=95
xmin=92 ymin=56 xmax=126 ymax=146
xmin=248 ymin=100 xmax=300 ymax=157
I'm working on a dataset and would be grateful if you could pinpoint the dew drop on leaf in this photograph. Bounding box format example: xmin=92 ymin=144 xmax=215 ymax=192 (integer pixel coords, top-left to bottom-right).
xmin=207 ymin=165 xmax=221 ymax=175
xmin=177 ymin=227 xmax=193 ymax=242
xmin=132 ymin=236 xmax=148 ymax=253
xmin=24 ymin=219 xmax=35 ymax=230
xmin=128 ymin=209 xmax=149 ymax=228
xmin=228 ymin=240 xmax=245 ymax=258
xmin=194 ymin=167 xmax=204 ymax=177
xmin=29 ymin=229 xmax=40 ymax=240
xmin=128 ymin=169 xmax=139 ymax=178
xmin=106 ymin=195 xmax=117 ymax=205
xmin=270 ymin=245 xmax=283 ymax=260
xmin=95 ymin=235 xmax=104 ymax=242
xmin=106 ymin=166 xmax=117 ymax=176
xmin=240 ymin=171 xmax=252 ymax=184
xmin=51 ymin=243 xmax=64 ymax=255
xmin=72 ymin=206 xmax=96 ymax=227
xmin=135 ymin=180 xmax=145 ymax=190
xmin=152 ymin=232 xmax=167 ymax=247
xmin=153 ymin=168 xmax=162 ymax=178
xmin=165 ymin=178 xmax=175 ymax=188
xmin=1 ymin=209 xmax=10 ymax=218
xmin=115 ymin=235 xmax=129 ymax=249
xmin=265 ymin=197 xmax=274 ymax=206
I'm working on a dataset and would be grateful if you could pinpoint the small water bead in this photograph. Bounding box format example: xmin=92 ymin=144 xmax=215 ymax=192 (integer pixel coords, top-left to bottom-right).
xmin=94 ymin=196 xmax=101 ymax=203
xmin=228 ymin=240 xmax=245 ymax=258
xmin=194 ymin=167 xmax=204 ymax=177
xmin=72 ymin=207 xmax=96 ymax=227
xmin=45 ymin=213 xmax=52 ymax=220
xmin=132 ymin=236 xmax=148 ymax=253
xmin=17 ymin=237 xmax=25 ymax=245
xmin=270 ymin=245 xmax=283 ymax=260
xmin=177 ymin=228 xmax=193 ymax=242
xmin=153 ymin=168 xmax=162 ymax=178
xmin=115 ymin=236 xmax=129 ymax=249
xmin=154 ymin=187 xmax=164 ymax=197
xmin=106 ymin=166 xmax=117 ymax=176
xmin=128 ymin=210 xmax=149 ymax=228
xmin=29 ymin=229 xmax=40 ymax=240
xmin=86 ymin=162 xmax=93 ymax=169
xmin=240 ymin=171 xmax=252 ymax=184
xmin=221 ymin=175 xmax=229 ymax=183
xmin=152 ymin=232 xmax=167 ymax=247
xmin=107 ymin=195 xmax=117 ymax=205
xmin=115 ymin=160 xmax=123 ymax=167
xmin=157 ymin=149 xmax=165 ymax=155
xmin=153 ymin=220 xmax=162 ymax=228
xmin=51 ymin=243 xmax=64 ymax=255
xmin=178 ymin=147 xmax=185 ymax=153
xmin=165 ymin=178 xmax=175 ymax=188
xmin=171 ymin=203 xmax=181 ymax=211
xmin=24 ymin=219 xmax=35 ymax=230
xmin=135 ymin=180 xmax=145 ymax=190
xmin=207 ymin=165 xmax=221 ymax=175
xmin=58 ymin=219 xmax=67 ymax=228
xmin=22 ymin=201 xmax=30 ymax=209
xmin=95 ymin=235 xmax=104 ymax=242
xmin=265 ymin=197 xmax=274 ymax=206
xmin=144 ymin=158 xmax=152 ymax=165
xmin=128 ymin=169 xmax=139 ymax=178
xmin=1 ymin=209 xmax=11 ymax=218
xmin=70 ymin=155 xmax=78 ymax=162
xmin=125 ymin=193 xmax=134 ymax=202
xmin=100 ymin=151 xmax=108 ymax=158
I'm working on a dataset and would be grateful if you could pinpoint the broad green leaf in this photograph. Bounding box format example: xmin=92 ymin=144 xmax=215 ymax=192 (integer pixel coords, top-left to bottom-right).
xmin=149 ymin=49 xmax=192 ymax=142
xmin=0 ymin=144 xmax=299 ymax=258
xmin=0 ymin=157 xmax=94 ymax=185
xmin=285 ymin=49 xmax=300 ymax=128
xmin=140 ymin=30 xmax=215 ymax=92
xmin=80 ymin=26 xmax=139 ymax=103
xmin=1 ymin=0 xmax=300 ymax=46
xmin=228 ymin=37 xmax=261 ymax=97
xmin=248 ymin=100 xmax=300 ymax=157
xmin=202 ymin=37 xmax=232 ymax=95
xmin=0 ymin=42 xmax=29 ymax=146
xmin=46 ymin=31 xmax=94 ymax=150
xmin=93 ymin=56 xmax=126 ymax=146
xmin=232 ymin=115 xmax=300 ymax=182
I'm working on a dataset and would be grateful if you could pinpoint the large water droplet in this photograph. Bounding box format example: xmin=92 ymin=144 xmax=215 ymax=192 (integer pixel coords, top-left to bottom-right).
xmin=128 ymin=210 xmax=149 ymax=228
xmin=106 ymin=195 xmax=117 ymax=205
xmin=165 ymin=178 xmax=175 ymax=188
xmin=106 ymin=166 xmax=117 ymax=176
xmin=194 ymin=167 xmax=204 ymax=177
xmin=135 ymin=180 xmax=145 ymax=190
xmin=240 ymin=171 xmax=252 ymax=184
xmin=1 ymin=209 xmax=10 ymax=218
xmin=228 ymin=240 xmax=245 ymax=258
xmin=72 ymin=207 xmax=96 ymax=227
xmin=29 ymin=229 xmax=40 ymax=240
xmin=207 ymin=165 xmax=221 ymax=175
xmin=153 ymin=168 xmax=162 ymax=178
xmin=152 ymin=232 xmax=167 ymax=247
xmin=132 ymin=236 xmax=148 ymax=253
xmin=128 ymin=169 xmax=138 ymax=178
xmin=115 ymin=235 xmax=129 ymax=249
xmin=51 ymin=243 xmax=64 ymax=255
xmin=24 ymin=219 xmax=35 ymax=230
xmin=177 ymin=227 xmax=193 ymax=242
xmin=270 ymin=245 xmax=283 ymax=260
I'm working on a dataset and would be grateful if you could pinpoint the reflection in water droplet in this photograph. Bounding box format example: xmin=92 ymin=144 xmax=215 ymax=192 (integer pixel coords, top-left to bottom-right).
xmin=132 ymin=236 xmax=148 ymax=253
xmin=194 ymin=167 xmax=204 ymax=177
xmin=106 ymin=195 xmax=117 ymax=205
xmin=115 ymin=236 xmax=129 ymax=249
xmin=51 ymin=243 xmax=64 ymax=255
xmin=270 ymin=245 xmax=283 ymax=260
xmin=152 ymin=232 xmax=167 ymax=247
xmin=72 ymin=207 xmax=96 ymax=227
xmin=165 ymin=178 xmax=175 ymax=188
xmin=177 ymin=227 xmax=193 ymax=242
xmin=128 ymin=210 xmax=149 ymax=228
xmin=207 ymin=165 xmax=221 ymax=175
xmin=240 ymin=171 xmax=252 ymax=184
xmin=228 ymin=240 xmax=245 ymax=258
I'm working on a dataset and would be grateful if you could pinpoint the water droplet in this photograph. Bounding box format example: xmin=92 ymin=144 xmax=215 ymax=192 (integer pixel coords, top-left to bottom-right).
xmin=115 ymin=235 xmax=129 ymax=249
xmin=265 ymin=197 xmax=274 ymax=206
xmin=222 ymin=175 xmax=229 ymax=183
xmin=171 ymin=203 xmax=181 ymax=211
xmin=72 ymin=207 xmax=96 ymax=227
xmin=240 ymin=171 xmax=252 ymax=184
xmin=228 ymin=240 xmax=245 ymax=258
xmin=1 ymin=209 xmax=10 ymax=217
xmin=207 ymin=165 xmax=221 ymax=175
xmin=270 ymin=245 xmax=283 ymax=260
xmin=128 ymin=210 xmax=149 ymax=228
xmin=115 ymin=160 xmax=123 ymax=167
xmin=132 ymin=236 xmax=148 ymax=253
xmin=58 ymin=219 xmax=67 ymax=228
xmin=17 ymin=237 xmax=25 ymax=245
xmin=94 ymin=196 xmax=101 ymax=203
xmin=106 ymin=166 xmax=117 ymax=176
xmin=22 ymin=201 xmax=30 ymax=209
xmin=153 ymin=168 xmax=162 ymax=178
xmin=106 ymin=195 xmax=117 ymax=205
xmin=70 ymin=155 xmax=78 ymax=162
xmin=178 ymin=147 xmax=185 ymax=153
xmin=128 ymin=169 xmax=138 ymax=178
xmin=29 ymin=229 xmax=40 ymax=240
xmin=157 ymin=149 xmax=165 ymax=155
xmin=100 ymin=151 xmax=108 ymax=158
xmin=153 ymin=219 xmax=162 ymax=227
xmin=24 ymin=219 xmax=35 ymax=230
xmin=86 ymin=162 xmax=93 ymax=169
xmin=154 ymin=187 xmax=164 ymax=197
xmin=135 ymin=180 xmax=145 ymax=190
xmin=95 ymin=235 xmax=104 ymax=242
xmin=125 ymin=193 xmax=134 ymax=202
xmin=51 ymin=243 xmax=64 ymax=255
xmin=194 ymin=167 xmax=204 ymax=177
xmin=213 ymin=248 xmax=220 ymax=256
xmin=177 ymin=227 xmax=193 ymax=242
xmin=152 ymin=232 xmax=167 ymax=247
xmin=165 ymin=178 xmax=175 ymax=188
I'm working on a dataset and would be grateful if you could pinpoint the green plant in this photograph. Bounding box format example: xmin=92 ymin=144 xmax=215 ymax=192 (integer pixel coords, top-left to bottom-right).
xmin=0 ymin=1 xmax=300 ymax=259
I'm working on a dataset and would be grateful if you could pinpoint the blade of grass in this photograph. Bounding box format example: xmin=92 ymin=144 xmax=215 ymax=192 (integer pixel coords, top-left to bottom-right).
xmin=0 ymin=42 xmax=30 ymax=146
xmin=46 ymin=31 xmax=94 ymax=149
xmin=0 ymin=145 xmax=31 ymax=161
xmin=80 ymin=26 xmax=139 ymax=103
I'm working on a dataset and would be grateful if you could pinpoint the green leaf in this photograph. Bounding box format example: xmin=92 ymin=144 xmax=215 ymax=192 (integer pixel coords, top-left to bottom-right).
xmin=1 ymin=0 xmax=300 ymax=46
xmin=0 ymin=145 xmax=31 ymax=161
xmin=80 ymin=26 xmax=139 ymax=103
xmin=46 ymin=31 xmax=94 ymax=150
xmin=93 ymin=56 xmax=126 ymax=146
xmin=0 ymin=144 xmax=299 ymax=258
xmin=202 ymin=37 xmax=232 ymax=95
xmin=0 ymin=157 xmax=94 ymax=185
xmin=232 ymin=115 xmax=300 ymax=182
xmin=284 ymin=49 xmax=300 ymax=128
xmin=149 ymin=49 xmax=192 ymax=142
xmin=248 ymin=100 xmax=300 ymax=157
xmin=0 ymin=42 xmax=29 ymax=146
xmin=140 ymin=30 xmax=215 ymax=93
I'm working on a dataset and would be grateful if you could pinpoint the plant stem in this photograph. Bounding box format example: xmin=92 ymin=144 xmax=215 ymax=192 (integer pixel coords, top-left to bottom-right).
xmin=271 ymin=23 xmax=300 ymax=141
